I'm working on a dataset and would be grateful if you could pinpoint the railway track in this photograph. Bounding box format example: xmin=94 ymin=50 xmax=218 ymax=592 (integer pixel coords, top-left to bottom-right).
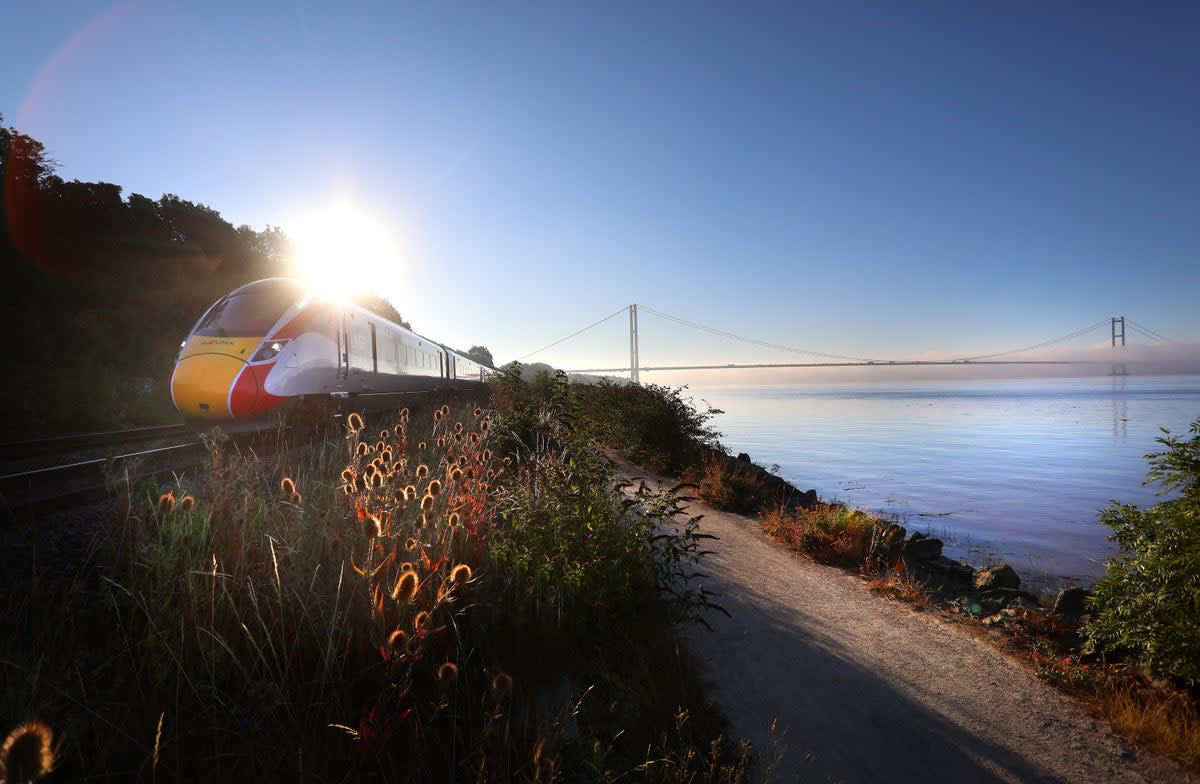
xmin=0 ymin=424 xmax=207 ymax=518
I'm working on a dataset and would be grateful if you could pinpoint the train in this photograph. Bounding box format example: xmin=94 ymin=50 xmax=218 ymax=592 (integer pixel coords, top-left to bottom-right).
xmin=170 ymin=277 xmax=494 ymax=427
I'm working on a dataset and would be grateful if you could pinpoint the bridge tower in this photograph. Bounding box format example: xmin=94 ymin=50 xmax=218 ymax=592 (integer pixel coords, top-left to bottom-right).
xmin=1111 ymin=316 xmax=1128 ymax=376
xmin=629 ymin=304 xmax=640 ymax=384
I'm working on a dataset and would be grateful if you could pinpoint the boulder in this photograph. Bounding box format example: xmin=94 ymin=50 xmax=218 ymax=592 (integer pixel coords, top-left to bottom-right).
xmin=974 ymin=563 xmax=1021 ymax=592
xmin=924 ymin=556 xmax=975 ymax=583
xmin=979 ymin=587 xmax=1041 ymax=607
xmin=792 ymin=488 xmax=819 ymax=510
xmin=1052 ymin=587 xmax=1092 ymax=616
xmin=736 ymin=452 xmax=753 ymax=463
xmin=901 ymin=532 xmax=943 ymax=564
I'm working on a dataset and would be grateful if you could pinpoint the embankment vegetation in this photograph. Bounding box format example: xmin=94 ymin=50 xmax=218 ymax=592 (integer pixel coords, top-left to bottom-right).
xmin=1 ymin=373 xmax=754 ymax=782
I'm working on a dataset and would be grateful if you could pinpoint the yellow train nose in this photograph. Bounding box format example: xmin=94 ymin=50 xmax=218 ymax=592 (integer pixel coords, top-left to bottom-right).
xmin=171 ymin=353 xmax=251 ymax=421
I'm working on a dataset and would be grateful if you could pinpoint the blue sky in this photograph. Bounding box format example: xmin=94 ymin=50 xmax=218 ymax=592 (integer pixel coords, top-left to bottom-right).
xmin=4 ymin=1 xmax=1198 ymax=379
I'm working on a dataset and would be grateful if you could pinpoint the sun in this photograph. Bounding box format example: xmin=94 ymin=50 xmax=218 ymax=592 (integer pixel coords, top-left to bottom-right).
xmin=286 ymin=202 xmax=403 ymax=300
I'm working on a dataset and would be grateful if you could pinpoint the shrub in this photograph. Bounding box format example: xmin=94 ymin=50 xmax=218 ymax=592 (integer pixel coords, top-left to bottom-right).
xmin=1083 ymin=417 xmax=1200 ymax=687
xmin=575 ymin=381 xmax=722 ymax=474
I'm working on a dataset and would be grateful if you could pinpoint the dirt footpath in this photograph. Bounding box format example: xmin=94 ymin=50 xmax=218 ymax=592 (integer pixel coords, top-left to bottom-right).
xmin=622 ymin=470 xmax=1191 ymax=784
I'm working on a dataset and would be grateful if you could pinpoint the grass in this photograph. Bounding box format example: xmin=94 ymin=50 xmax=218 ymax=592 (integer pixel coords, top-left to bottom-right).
xmin=0 ymin=393 xmax=757 ymax=782
xmin=759 ymin=503 xmax=877 ymax=568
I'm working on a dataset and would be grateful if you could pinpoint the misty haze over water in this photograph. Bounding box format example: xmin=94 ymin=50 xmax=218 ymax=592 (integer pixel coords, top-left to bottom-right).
xmin=691 ymin=373 xmax=1200 ymax=590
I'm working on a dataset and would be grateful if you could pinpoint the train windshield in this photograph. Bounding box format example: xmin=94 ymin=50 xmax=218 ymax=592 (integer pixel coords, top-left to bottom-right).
xmin=193 ymin=280 xmax=305 ymax=337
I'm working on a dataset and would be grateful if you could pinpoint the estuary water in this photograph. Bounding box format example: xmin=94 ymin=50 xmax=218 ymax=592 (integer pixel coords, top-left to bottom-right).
xmin=690 ymin=375 xmax=1200 ymax=590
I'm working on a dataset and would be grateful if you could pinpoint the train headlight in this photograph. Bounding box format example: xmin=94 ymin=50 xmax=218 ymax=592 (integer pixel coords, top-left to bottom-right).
xmin=252 ymin=339 xmax=290 ymax=362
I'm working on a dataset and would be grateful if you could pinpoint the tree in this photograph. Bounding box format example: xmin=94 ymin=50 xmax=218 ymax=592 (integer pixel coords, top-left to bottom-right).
xmin=1083 ymin=417 xmax=1200 ymax=686
xmin=465 ymin=345 xmax=494 ymax=368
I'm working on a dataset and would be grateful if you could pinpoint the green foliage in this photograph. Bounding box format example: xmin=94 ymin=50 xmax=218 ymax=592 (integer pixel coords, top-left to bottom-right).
xmin=575 ymin=381 xmax=723 ymax=473
xmin=1084 ymin=417 xmax=1200 ymax=687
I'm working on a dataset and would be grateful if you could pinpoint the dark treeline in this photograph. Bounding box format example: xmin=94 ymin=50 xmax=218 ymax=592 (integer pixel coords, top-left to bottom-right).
xmin=0 ymin=117 xmax=410 ymax=436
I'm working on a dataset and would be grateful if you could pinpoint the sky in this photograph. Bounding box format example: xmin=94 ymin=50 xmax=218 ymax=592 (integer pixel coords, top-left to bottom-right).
xmin=3 ymin=1 xmax=1198 ymax=383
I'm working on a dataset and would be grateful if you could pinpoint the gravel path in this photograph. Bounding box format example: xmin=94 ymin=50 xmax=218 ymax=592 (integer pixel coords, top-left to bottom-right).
xmin=622 ymin=469 xmax=1191 ymax=784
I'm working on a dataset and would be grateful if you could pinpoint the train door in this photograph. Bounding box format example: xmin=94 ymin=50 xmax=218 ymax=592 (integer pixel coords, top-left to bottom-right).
xmin=337 ymin=312 xmax=350 ymax=381
xmin=369 ymin=323 xmax=378 ymax=374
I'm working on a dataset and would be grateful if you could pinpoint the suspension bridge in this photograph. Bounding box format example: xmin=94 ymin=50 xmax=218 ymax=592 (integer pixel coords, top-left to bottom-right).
xmin=517 ymin=306 xmax=1176 ymax=383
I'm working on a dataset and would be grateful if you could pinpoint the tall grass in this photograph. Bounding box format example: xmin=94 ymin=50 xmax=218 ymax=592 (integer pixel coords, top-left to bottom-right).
xmin=1 ymin=391 xmax=754 ymax=781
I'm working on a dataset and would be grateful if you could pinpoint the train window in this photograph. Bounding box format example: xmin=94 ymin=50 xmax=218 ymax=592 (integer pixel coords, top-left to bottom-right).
xmin=195 ymin=280 xmax=305 ymax=337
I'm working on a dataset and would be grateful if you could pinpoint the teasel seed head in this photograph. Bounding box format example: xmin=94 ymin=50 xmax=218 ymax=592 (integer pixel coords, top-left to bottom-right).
xmin=449 ymin=467 xmax=463 ymax=483
xmin=355 ymin=441 xmax=370 ymax=457
xmin=416 ymin=464 xmax=429 ymax=478
xmin=473 ymin=407 xmax=484 ymax=417
xmin=280 ymin=476 xmax=296 ymax=495
xmin=413 ymin=610 xmax=429 ymax=630
xmin=387 ymin=628 xmax=407 ymax=652
xmin=491 ymin=671 xmax=513 ymax=696
xmin=434 ymin=408 xmax=444 ymax=422
xmin=391 ymin=570 xmax=419 ymax=603
xmin=450 ymin=563 xmax=472 ymax=585
xmin=437 ymin=661 xmax=458 ymax=683
xmin=179 ymin=495 xmax=196 ymax=511
xmin=405 ymin=537 xmax=419 ymax=551
xmin=0 ymin=720 xmax=57 ymax=782
xmin=341 ymin=468 xmax=355 ymax=483
xmin=404 ymin=485 xmax=417 ymax=501
xmin=363 ymin=515 xmax=382 ymax=538
xmin=158 ymin=491 xmax=176 ymax=515
xmin=418 ymin=441 xmax=427 ymax=450
xmin=290 ymin=491 xmax=303 ymax=505
xmin=448 ymin=512 xmax=460 ymax=527
xmin=399 ymin=561 xmax=415 ymax=572
xmin=420 ymin=494 xmax=434 ymax=512
xmin=427 ymin=479 xmax=442 ymax=497
xmin=347 ymin=412 xmax=364 ymax=433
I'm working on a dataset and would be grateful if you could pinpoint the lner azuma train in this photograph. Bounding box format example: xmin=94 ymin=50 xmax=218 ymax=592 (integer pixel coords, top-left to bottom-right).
xmin=171 ymin=278 xmax=492 ymax=427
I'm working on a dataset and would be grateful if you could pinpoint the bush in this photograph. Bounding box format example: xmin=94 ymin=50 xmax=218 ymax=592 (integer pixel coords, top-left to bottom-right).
xmin=1084 ymin=417 xmax=1200 ymax=687
xmin=575 ymin=381 xmax=722 ymax=474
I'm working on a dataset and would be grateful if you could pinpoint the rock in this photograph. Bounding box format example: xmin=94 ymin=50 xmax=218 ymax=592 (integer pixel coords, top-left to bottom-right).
xmin=974 ymin=563 xmax=1021 ymax=592
xmin=736 ymin=452 xmax=752 ymax=463
xmin=792 ymin=489 xmax=819 ymax=510
xmin=979 ymin=587 xmax=1041 ymax=607
xmin=924 ymin=555 xmax=975 ymax=583
xmin=1052 ymin=587 xmax=1092 ymax=616
xmin=901 ymin=533 xmax=943 ymax=563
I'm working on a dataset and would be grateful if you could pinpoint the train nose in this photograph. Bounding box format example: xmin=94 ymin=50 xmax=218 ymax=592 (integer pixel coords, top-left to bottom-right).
xmin=171 ymin=353 xmax=257 ymax=421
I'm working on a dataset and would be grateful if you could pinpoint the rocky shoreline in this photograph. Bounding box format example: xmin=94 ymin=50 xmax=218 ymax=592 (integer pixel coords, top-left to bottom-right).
xmin=705 ymin=445 xmax=1095 ymax=629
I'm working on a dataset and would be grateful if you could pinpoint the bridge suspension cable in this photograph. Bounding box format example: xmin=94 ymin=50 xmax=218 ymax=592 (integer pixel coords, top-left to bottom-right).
xmin=1125 ymin=318 xmax=1175 ymax=344
xmin=948 ymin=319 xmax=1112 ymax=362
xmin=514 ymin=305 xmax=629 ymax=362
xmin=639 ymin=305 xmax=876 ymax=362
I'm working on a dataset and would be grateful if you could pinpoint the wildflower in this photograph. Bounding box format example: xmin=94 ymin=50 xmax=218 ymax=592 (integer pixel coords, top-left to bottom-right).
xmin=379 ymin=429 xmax=389 ymax=440
xmin=0 ymin=720 xmax=57 ymax=782
xmin=387 ymin=628 xmax=407 ymax=652
xmin=420 ymin=494 xmax=434 ymax=512
xmin=375 ymin=440 xmax=387 ymax=453
xmin=392 ymin=571 xmax=419 ymax=603
xmin=355 ymin=441 xmax=370 ymax=457
xmin=179 ymin=495 xmax=196 ymax=511
xmin=381 ymin=448 xmax=393 ymax=463
xmin=404 ymin=485 xmax=417 ymax=501
xmin=427 ymin=479 xmax=442 ymax=498
xmin=416 ymin=464 xmax=429 ymax=478
xmin=393 ymin=424 xmax=404 ymax=437
xmin=158 ymin=491 xmax=176 ymax=514
xmin=491 ymin=671 xmax=512 ymax=696
xmin=347 ymin=412 xmax=364 ymax=433
xmin=437 ymin=661 xmax=458 ymax=683
xmin=371 ymin=473 xmax=384 ymax=489
xmin=450 ymin=563 xmax=472 ymax=585
xmin=280 ymin=476 xmax=296 ymax=495
xmin=450 ymin=468 xmax=463 ymax=482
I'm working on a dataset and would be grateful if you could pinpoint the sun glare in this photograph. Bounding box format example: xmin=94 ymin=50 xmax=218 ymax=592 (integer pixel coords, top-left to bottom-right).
xmin=287 ymin=202 xmax=403 ymax=300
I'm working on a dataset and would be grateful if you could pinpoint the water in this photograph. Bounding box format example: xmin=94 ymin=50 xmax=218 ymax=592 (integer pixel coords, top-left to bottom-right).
xmin=690 ymin=375 xmax=1200 ymax=590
